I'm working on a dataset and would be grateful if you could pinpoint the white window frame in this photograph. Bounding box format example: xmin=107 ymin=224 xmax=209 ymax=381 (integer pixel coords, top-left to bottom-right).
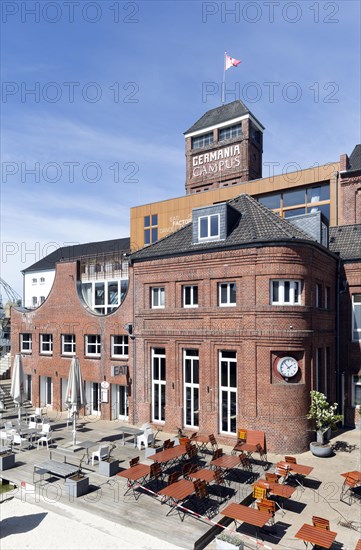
xmin=352 ymin=375 xmax=361 ymax=407
xmin=198 ymin=214 xmax=220 ymax=241
xmin=183 ymin=349 xmax=199 ymax=428
xmin=183 ymin=285 xmax=198 ymax=308
xmin=85 ymin=334 xmax=101 ymax=357
xmin=151 ymin=348 xmax=166 ymax=423
xmin=219 ymin=351 xmax=237 ymax=435
xmin=62 ymin=334 xmax=76 ymax=355
xmin=111 ymin=335 xmax=129 ymax=358
xmin=151 ymin=287 xmax=165 ymax=309
xmin=352 ymin=294 xmax=361 ymax=342
xmin=20 ymin=333 xmax=32 ymax=353
xmin=40 ymin=334 xmax=53 ymax=355
xmin=218 ymin=282 xmax=236 ymax=307
xmin=270 ymin=279 xmax=302 ymax=305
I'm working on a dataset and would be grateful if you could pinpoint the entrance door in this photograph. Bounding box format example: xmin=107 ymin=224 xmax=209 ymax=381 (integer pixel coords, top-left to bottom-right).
xmin=111 ymin=384 xmax=129 ymax=420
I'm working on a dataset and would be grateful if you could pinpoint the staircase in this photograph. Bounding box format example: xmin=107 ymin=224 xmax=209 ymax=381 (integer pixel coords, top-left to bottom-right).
xmin=0 ymin=352 xmax=11 ymax=379
xmin=0 ymin=381 xmax=32 ymax=417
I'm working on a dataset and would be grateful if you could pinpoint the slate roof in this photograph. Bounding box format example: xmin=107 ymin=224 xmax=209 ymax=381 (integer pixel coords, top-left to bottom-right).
xmin=329 ymin=225 xmax=361 ymax=260
xmin=184 ymin=100 xmax=264 ymax=134
xmin=131 ymin=194 xmax=317 ymax=262
xmin=23 ymin=237 xmax=130 ymax=273
xmin=348 ymin=144 xmax=361 ymax=172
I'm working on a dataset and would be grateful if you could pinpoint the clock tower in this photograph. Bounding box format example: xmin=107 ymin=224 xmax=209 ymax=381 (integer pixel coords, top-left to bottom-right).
xmin=184 ymin=100 xmax=264 ymax=195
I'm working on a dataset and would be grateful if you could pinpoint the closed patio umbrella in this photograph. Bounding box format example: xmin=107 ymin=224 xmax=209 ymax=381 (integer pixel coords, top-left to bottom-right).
xmin=10 ymin=353 xmax=26 ymax=423
xmin=65 ymin=356 xmax=86 ymax=446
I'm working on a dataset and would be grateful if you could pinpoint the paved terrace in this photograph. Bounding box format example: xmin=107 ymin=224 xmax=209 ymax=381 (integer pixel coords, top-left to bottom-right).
xmin=1 ymin=411 xmax=360 ymax=550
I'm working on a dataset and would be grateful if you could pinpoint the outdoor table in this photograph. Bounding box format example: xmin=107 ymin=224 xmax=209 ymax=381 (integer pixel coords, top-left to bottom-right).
xmin=49 ymin=444 xmax=84 ymax=463
xmin=189 ymin=467 xmax=216 ymax=483
xmin=117 ymin=426 xmax=144 ymax=447
xmin=211 ymin=454 xmax=241 ymax=475
xmin=192 ymin=434 xmax=211 ymax=454
xmin=221 ymin=502 xmax=270 ymax=538
xmin=34 ymin=459 xmax=79 ymax=482
xmin=341 ymin=471 xmax=361 ymax=482
xmin=20 ymin=428 xmax=40 ymax=448
xmin=78 ymin=440 xmax=98 ymax=464
xmin=158 ymin=479 xmax=195 ymax=519
xmin=295 ymin=523 xmax=337 ymax=549
xmin=147 ymin=445 xmax=186 ymax=467
xmin=255 ymin=479 xmax=296 ymax=499
xmin=277 ymin=461 xmax=313 ymax=488
xmin=355 ymin=539 xmax=361 ymax=550
xmin=117 ymin=463 xmax=151 ymax=498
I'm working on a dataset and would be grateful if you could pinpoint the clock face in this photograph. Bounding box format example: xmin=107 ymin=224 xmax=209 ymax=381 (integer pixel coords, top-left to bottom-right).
xmin=277 ymin=356 xmax=299 ymax=378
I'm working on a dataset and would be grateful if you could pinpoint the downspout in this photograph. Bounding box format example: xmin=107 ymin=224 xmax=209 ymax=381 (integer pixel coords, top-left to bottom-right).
xmin=336 ymin=257 xmax=343 ymax=424
xmin=132 ymin=261 xmax=137 ymax=425
xmin=334 ymin=171 xmax=339 ymax=225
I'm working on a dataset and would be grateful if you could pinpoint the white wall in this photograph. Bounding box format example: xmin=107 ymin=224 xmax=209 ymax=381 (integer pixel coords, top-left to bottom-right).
xmin=23 ymin=269 xmax=56 ymax=309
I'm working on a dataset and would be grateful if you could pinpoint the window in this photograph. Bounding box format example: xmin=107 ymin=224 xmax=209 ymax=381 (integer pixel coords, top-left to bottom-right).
xmin=199 ymin=214 xmax=220 ymax=241
xmin=81 ymin=280 xmax=125 ymax=314
xmin=40 ymin=296 xmax=45 ymax=304
xmin=183 ymin=349 xmax=199 ymax=428
xmin=352 ymin=375 xmax=361 ymax=407
xmin=352 ymin=294 xmax=361 ymax=341
xmin=40 ymin=277 xmax=45 ymax=284
xmin=32 ymin=278 xmax=37 ymax=284
xmin=219 ymin=123 xmax=242 ymax=141
xmin=111 ymin=335 xmax=129 ymax=357
xmin=40 ymin=334 xmax=53 ymax=354
xmin=325 ymin=287 xmax=331 ymax=310
xmin=183 ymin=285 xmax=198 ymax=308
xmin=20 ymin=333 xmax=32 ymax=353
xmin=316 ymin=283 xmax=323 ymax=308
xmin=32 ymin=297 xmax=37 ymax=307
xmin=219 ymin=351 xmax=237 ymax=434
xmin=151 ymin=287 xmax=165 ymax=308
xmin=144 ymin=214 xmax=158 ymax=245
xmin=218 ymin=282 xmax=236 ymax=307
xmin=62 ymin=334 xmax=76 ymax=355
xmin=191 ymin=132 xmax=213 ymax=150
xmin=271 ymin=280 xmax=302 ymax=305
xmin=85 ymin=335 xmax=101 ymax=357
xmin=152 ymin=348 xmax=166 ymax=422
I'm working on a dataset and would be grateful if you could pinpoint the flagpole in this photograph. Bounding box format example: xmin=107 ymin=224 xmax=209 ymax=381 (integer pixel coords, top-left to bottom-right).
xmin=222 ymin=51 xmax=226 ymax=105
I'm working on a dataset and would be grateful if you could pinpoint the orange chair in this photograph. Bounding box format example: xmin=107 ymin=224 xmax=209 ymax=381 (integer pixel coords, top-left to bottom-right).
xmin=129 ymin=456 xmax=139 ymax=468
xmin=340 ymin=472 xmax=359 ymax=505
xmin=312 ymin=516 xmax=330 ymax=530
xmin=275 ymin=465 xmax=289 ymax=484
xmin=284 ymin=455 xmax=297 ymax=464
xmin=265 ymin=473 xmax=278 ymax=483
xmin=257 ymin=498 xmax=276 ymax=526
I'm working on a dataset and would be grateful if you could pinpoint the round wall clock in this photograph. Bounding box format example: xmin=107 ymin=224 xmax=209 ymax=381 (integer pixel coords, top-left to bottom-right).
xmin=277 ymin=356 xmax=299 ymax=379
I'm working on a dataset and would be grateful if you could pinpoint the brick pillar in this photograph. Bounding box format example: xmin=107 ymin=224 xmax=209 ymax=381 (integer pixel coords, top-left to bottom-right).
xmin=340 ymin=154 xmax=349 ymax=171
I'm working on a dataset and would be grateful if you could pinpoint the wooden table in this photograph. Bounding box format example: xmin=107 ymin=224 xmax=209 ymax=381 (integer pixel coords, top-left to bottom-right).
xmin=277 ymin=461 xmax=313 ymax=488
xmin=295 ymin=523 xmax=337 ymax=548
xmin=147 ymin=445 xmax=186 ymax=467
xmin=341 ymin=471 xmax=361 ymax=482
xmin=189 ymin=467 xmax=216 ymax=483
xmin=158 ymin=479 xmax=195 ymax=520
xmin=255 ymin=480 xmax=296 ymax=499
xmin=211 ymin=454 xmax=241 ymax=481
xmin=192 ymin=434 xmax=211 ymax=454
xmin=221 ymin=502 xmax=270 ymax=538
xmin=117 ymin=463 xmax=151 ymax=499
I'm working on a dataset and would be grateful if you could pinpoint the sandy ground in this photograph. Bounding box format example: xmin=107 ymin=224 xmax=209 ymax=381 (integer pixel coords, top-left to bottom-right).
xmin=0 ymin=494 xmax=184 ymax=550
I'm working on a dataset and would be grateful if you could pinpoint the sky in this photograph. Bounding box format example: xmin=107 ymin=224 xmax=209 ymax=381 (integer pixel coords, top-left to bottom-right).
xmin=1 ymin=0 xmax=360 ymax=298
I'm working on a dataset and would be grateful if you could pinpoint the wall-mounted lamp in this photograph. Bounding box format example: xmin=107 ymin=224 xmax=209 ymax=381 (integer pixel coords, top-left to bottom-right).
xmin=124 ymin=323 xmax=135 ymax=339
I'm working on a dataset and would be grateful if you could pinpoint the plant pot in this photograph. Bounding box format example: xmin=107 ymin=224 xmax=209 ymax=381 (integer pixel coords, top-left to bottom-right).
xmin=215 ymin=533 xmax=244 ymax=549
xmin=64 ymin=474 xmax=89 ymax=497
xmin=98 ymin=459 xmax=119 ymax=477
xmin=310 ymin=441 xmax=332 ymax=457
xmin=0 ymin=452 xmax=15 ymax=471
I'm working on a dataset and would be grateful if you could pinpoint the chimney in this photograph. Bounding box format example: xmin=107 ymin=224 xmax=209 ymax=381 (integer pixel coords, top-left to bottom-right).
xmin=340 ymin=153 xmax=349 ymax=172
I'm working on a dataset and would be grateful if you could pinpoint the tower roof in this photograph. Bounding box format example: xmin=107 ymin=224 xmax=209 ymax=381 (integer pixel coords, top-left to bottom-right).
xmin=184 ymin=100 xmax=265 ymax=135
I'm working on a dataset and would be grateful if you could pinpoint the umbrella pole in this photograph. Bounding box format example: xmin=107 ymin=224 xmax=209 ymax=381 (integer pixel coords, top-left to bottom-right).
xmin=72 ymin=412 xmax=77 ymax=446
xmin=18 ymin=404 xmax=21 ymax=424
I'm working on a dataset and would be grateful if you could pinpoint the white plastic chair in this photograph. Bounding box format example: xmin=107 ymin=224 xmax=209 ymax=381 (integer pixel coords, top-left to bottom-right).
xmin=91 ymin=445 xmax=110 ymax=466
xmin=137 ymin=426 xmax=155 ymax=450
xmin=38 ymin=423 xmax=51 ymax=436
xmin=13 ymin=433 xmax=28 ymax=450
xmin=37 ymin=430 xmax=53 ymax=449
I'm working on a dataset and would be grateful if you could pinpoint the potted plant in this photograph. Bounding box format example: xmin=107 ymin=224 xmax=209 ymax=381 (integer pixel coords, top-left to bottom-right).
xmin=307 ymin=391 xmax=343 ymax=457
xmin=98 ymin=443 xmax=119 ymax=477
xmin=0 ymin=448 xmax=15 ymax=471
xmin=64 ymin=454 xmax=89 ymax=497
xmin=215 ymin=530 xmax=244 ymax=550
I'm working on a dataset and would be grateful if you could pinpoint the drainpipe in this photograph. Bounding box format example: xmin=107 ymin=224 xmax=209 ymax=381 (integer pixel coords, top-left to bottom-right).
xmin=336 ymin=257 xmax=343 ymax=425
xmin=132 ymin=262 xmax=137 ymax=425
xmin=334 ymin=171 xmax=339 ymax=225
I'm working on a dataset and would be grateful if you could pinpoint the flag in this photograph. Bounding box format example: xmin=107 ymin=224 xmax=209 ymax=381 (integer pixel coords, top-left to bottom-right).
xmin=225 ymin=53 xmax=241 ymax=70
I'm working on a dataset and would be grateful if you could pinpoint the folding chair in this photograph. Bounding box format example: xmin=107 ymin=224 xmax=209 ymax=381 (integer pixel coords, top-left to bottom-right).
xmin=239 ymin=452 xmax=253 ymax=472
xmin=340 ymin=473 xmax=359 ymax=505
xmin=182 ymin=462 xmax=198 ymax=480
xmin=209 ymin=434 xmax=218 ymax=452
xmin=252 ymin=483 xmax=268 ymax=508
xmin=167 ymin=471 xmax=180 ymax=486
xmin=284 ymin=455 xmax=297 ymax=464
xmin=257 ymin=498 xmax=276 ymax=528
xmin=213 ymin=468 xmax=227 ymax=502
xmin=129 ymin=456 xmax=140 ymax=468
xmin=275 ymin=465 xmax=289 ymax=484
xmin=192 ymin=479 xmax=209 ymax=516
xmin=265 ymin=473 xmax=279 ymax=483
xmin=312 ymin=516 xmax=330 ymax=530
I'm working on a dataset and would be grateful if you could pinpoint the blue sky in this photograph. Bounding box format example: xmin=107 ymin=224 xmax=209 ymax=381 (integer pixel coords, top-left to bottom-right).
xmin=1 ymin=0 xmax=360 ymax=297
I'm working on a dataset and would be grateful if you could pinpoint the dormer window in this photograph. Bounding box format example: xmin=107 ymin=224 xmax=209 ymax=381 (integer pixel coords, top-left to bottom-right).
xmin=191 ymin=132 xmax=214 ymax=150
xmin=219 ymin=123 xmax=242 ymax=141
xmin=199 ymin=214 xmax=220 ymax=241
